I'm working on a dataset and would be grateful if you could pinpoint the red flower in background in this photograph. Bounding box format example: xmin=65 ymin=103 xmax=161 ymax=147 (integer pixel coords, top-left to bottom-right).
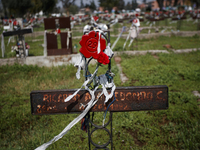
xmin=79 ymin=31 xmax=106 ymax=59
xmin=93 ymin=16 xmax=99 ymax=21
xmin=97 ymin=52 xmax=110 ymax=65
xmin=133 ymin=19 xmax=138 ymax=23
xmin=56 ymin=28 xmax=60 ymax=34
xmin=13 ymin=20 xmax=18 ymax=26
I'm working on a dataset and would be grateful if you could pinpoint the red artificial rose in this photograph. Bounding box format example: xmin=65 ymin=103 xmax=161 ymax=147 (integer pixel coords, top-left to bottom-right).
xmin=97 ymin=52 xmax=110 ymax=65
xmin=79 ymin=31 xmax=106 ymax=59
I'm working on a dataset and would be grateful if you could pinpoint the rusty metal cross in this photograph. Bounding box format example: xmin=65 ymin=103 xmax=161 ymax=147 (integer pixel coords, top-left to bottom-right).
xmin=30 ymin=85 xmax=168 ymax=149
xmin=31 ymin=19 xmax=168 ymax=150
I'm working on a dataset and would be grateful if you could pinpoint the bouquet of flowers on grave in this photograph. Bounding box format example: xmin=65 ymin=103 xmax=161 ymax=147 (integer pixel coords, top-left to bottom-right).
xmin=11 ymin=42 xmax=30 ymax=57
xmin=35 ymin=17 xmax=116 ymax=150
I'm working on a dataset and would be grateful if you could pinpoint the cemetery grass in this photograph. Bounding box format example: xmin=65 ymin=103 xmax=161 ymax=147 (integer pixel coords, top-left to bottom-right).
xmin=0 ymin=51 xmax=200 ymax=149
xmin=114 ymin=18 xmax=198 ymax=32
xmin=111 ymin=34 xmax=200 ymax=52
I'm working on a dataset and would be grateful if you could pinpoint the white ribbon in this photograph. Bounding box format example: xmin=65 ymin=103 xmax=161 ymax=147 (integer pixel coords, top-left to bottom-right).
xmin=104 ymin=44 xmax=114 ymax=58
xmin=66 ymin=28 xmax=71 ymax=49
xmin=74 ymin=54 xmax=85 ymax=79
xmin=97 ymin=31 xmax=101 ymax=54
xmin=35 ymin=65 xmax=104 ymax=150
xmin=111 ymin=26 xmax=126 ymax=50
xmin=93 ymin=29 xmax=104 ymax=54
xmin=123 ymin=27 xmax=131 ymax=49
xmin=35 ymin=86 xmax=100 ymax=150
xmin=7 ymin=36 xmax=13 ymax=46
xmin=65 ymin=67 xmax=99 ymax=102
xmin=98 ymin=74 xmax=116 ymax=104
xmin=43 ymin=31 xmax=47 ymax=56
xmin=128 ymin=39 xmax=134 ymax=47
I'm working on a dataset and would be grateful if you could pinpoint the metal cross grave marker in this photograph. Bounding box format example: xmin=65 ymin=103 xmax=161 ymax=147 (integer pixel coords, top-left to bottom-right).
xmin=30 ymin=85 xmax=168 ymax=149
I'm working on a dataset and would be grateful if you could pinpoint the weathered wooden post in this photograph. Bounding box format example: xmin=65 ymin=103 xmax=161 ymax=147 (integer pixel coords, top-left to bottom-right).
xmin=43 ymin=17 xmax=73 ymax=56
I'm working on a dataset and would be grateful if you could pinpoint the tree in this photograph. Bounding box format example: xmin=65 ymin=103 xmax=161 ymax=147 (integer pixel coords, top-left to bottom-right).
xmin=1 ymin=0 xmax=33 ymax=17
xmin=1 ymin=0 xmax=57 ymax=17
xmin=41 ymin=0 xmax=57 ymax=15
xmin=29 ymin=0 xmax=42 ymax=14
xmin=125 ymin=2 xmax=132 ymax=10
xmin=118 ymin=0 xmax=125 ymax=11
xmin=59 ymin=0 xmax=76 ymax=16
xmin=156 ymin=0 xmax=163 ymax=10
xmin=0 ymin=1 xmax=3 ymax=14
xmin=89 ymin=0 xmax=96 ymax=11
xmin=99 ymin=0 xmax=119 ymax=12
xmin=80 ymin=0 xmax=84 ymax=9
xmin=132 ymin=0 xmax=138 ymax=10
xmin=68 ymin=4 xmax=79 ymax=14
xmin=191 ymin=0 xmax=200 ymax=8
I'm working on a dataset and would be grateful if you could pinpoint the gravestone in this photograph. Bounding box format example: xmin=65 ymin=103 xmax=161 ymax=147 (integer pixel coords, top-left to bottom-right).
xmin=44 ymin=17 xmax=73 ymax=56
xmin=2 ymin=28 xmax=32 ymax=58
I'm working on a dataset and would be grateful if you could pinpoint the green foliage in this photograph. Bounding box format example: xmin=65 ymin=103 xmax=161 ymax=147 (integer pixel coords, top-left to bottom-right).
xmin=29 ymin=0 xmax=43 ymax=14
xmin=1 ymin=0 xmax=33 ymax=17
xmin=68 ymin=4 xmax=79 ymax=15
xmin=41 ymin=0 xmax=57 ymax=15
xmin=1 ymin=0 xmax=57 ymax=17
xmin=99 ymin=0 xmax=119 ymax=11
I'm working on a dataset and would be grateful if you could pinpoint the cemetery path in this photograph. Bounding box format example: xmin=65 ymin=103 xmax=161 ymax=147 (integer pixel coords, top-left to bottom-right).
xmin=114 ymin=56 xmax=129 ymax=84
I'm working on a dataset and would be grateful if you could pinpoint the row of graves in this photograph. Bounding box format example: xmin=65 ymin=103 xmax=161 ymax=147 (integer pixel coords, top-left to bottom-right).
xmin=1 ymin=9 xmax=199 ymax=58
xmin=1 ymin=17 xmax=44 ymax=58
xmin=1 ymin=18 xmax=33 ymax=58
xmin=29 ymin=16 xmax=169 ymax=150
xmin=1 ymin=14 xmax=139 ymax=59
xmin=71 ymin=9 xmax=200 ymax=33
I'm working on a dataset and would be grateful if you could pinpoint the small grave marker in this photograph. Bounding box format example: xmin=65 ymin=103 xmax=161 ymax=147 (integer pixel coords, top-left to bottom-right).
xmin=2 ymin=27 xmax=32 ymax=58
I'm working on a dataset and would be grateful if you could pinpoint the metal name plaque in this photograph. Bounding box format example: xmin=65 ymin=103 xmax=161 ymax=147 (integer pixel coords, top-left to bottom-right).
xmin=30 ymin=85 xmax=168 ymax=115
